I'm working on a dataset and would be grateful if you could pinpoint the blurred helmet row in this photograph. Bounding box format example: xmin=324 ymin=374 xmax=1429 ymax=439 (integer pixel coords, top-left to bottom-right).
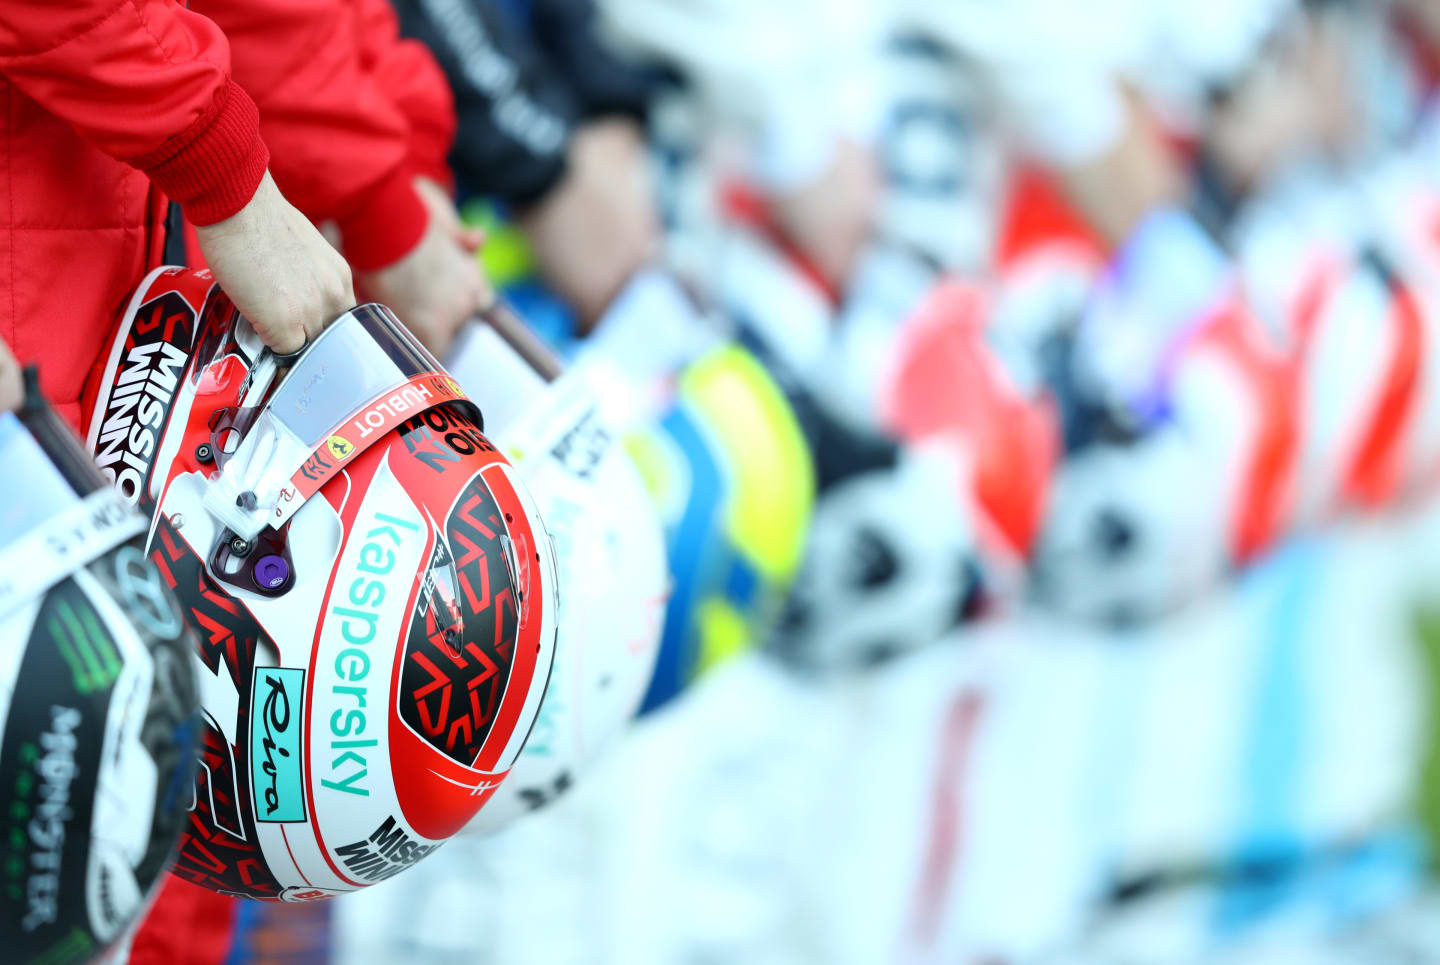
xmin=15 ymin=1 xmax=1440 ymax=963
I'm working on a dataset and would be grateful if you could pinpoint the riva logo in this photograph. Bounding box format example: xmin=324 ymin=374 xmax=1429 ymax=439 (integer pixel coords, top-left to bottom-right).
xmin=249 ymin=667 xmax=306 ymax=823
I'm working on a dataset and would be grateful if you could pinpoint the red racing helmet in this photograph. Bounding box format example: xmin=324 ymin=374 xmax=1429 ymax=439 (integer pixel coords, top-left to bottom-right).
xmin=84 ymin=267 xmax=559 ymax=901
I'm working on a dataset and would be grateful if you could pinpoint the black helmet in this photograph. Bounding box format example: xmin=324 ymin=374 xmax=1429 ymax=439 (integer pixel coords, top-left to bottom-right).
xmin=0 ymin=369 xmax=199 ymax=964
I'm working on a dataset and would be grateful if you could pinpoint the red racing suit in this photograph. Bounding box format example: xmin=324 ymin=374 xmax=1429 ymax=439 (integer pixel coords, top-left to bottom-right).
xmin=191 ymin=0 xmax=456 ymax=271
xmin=0 ymin=0 xmax=270 ymax=431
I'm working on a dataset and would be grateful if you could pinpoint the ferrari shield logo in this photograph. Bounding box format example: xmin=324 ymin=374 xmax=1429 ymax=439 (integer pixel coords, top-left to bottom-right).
xmin=327 ymin=435 xmax=355 ymax=461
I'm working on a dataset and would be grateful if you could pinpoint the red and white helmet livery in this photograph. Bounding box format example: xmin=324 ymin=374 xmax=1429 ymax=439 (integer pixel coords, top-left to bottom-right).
xmin=84 ymin=267 xmax=558 ymax=900
xmin=446 ymin=321 xmax=667 ymax=833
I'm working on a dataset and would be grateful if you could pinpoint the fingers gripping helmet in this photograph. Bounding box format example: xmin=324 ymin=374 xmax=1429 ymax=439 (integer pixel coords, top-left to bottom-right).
xmin=447 ymin=317 xmax=666 ymax=831
xmin=0 ymin=373 xmax=199 ymax=963
xmin=85 ymin=267 xmax=558 ymax=900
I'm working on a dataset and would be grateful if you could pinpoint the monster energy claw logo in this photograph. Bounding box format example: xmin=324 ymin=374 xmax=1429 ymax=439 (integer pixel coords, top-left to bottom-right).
xmin=50 ymin=595 xmax=122 ymax=697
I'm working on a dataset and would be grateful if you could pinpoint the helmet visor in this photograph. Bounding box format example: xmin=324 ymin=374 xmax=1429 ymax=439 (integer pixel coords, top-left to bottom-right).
xmin=203 ymin=304 xmax=480 ymax=540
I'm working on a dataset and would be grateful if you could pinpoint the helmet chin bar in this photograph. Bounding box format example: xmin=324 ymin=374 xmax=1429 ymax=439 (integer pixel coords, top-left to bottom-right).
xmin=195 ymin=302 xmax=481 ymax=599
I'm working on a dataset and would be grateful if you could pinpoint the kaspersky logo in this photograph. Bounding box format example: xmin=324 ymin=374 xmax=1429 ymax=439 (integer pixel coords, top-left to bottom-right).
xmin=320 ymin=505 xmax=422 ymax=798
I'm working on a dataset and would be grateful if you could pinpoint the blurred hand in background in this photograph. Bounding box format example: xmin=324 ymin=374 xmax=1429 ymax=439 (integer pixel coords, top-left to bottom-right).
xmin=0 ymin=337 xmax=21 ymax=413
xmin=415 ymin=175 xmax=486 ymax=255
xmin=357 ymin=177 xmax=496 ymax=358
xmin=769 ymin=136 xmax=880 ymax=291
xmin=1206 ymin=10 xmax=1356 ymax=194
xmin=520 ymin=117 xmax=660 ymax=332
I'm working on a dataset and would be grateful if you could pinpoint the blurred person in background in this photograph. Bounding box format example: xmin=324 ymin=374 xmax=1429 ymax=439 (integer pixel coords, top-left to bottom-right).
xmin=890 ymin=0 xmax=1375 ymax=255
xmin=594 ymin=0 xmax=885 ymax=295
xmin=579 ymin=0 xmax=1439 ymax=640
xmin=391 ymin=0 xmax=664 ymax=329
xmin=587 ymin=5 xmax=1440 ymax=963
xmin=1014 ymin=0 xmax=1440 ymax=621
xmin=898 ymin=0 xmax=1189 ymax=248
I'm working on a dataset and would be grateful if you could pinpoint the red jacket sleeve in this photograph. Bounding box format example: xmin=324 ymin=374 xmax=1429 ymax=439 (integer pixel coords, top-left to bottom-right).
xmin=126 ymin=876 xmax=237 ymax=965
xmin=0 ymin=0 xmax=269 ymax=225
xmin=354 ymin=0 xmax=457 ymax=190
xmin=192 ymin=0 xmax=432 ymax=270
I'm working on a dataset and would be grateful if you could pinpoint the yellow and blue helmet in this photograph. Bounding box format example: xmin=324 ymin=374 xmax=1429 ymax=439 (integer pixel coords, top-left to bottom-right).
xmin=628 ymin=343 xmax=814 ymax=711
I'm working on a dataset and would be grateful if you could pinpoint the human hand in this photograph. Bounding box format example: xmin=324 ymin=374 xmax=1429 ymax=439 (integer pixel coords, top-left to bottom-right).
xmin=519 ymin=118 xmax=659 ymax=332
xmin=193 ymin=171 xmax=355 ymax=354
xmin=1206 ymin=13 xmax=1355 ymax=193
xmin=769 ymin=136 xmax=878 ymax=291
xmin=356 ymin=184 xmax=495 ymax=359
xmin=415 ymin=177 xmax=485 ymax=255
xmin=0 ymin=337 xmax=21 ymax=412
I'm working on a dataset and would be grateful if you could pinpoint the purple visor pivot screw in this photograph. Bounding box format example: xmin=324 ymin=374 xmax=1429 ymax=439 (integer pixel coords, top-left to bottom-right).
xmin=254 ymin=554 xmax=290 ymax=590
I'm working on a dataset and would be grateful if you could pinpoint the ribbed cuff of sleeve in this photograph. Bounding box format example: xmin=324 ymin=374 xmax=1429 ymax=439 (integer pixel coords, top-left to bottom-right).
xmin=139 ymin=80 xmax=270 ymax=227
xmin=338 ymin=167 xmax=430 ymax=272
xmin=409 ymin=124 xmax=456 ymax=195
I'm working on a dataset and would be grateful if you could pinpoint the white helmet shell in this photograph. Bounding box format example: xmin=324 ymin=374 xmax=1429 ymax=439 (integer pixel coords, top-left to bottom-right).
xmin=447 ymin=321 xmax=667 ymax=830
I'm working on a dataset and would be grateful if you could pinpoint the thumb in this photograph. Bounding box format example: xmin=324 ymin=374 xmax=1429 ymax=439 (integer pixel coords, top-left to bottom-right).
xmin=459 ymin=226 xmax=486 ymax=254
xmin=0 ymin=342 xmax=22 ymax=413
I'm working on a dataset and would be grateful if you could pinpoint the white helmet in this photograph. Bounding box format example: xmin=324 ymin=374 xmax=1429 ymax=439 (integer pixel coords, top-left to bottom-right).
xmin=85 ymin=268 xmax=559 ymax=900
xmin=447 ymin=310 xmax=667 ymax=830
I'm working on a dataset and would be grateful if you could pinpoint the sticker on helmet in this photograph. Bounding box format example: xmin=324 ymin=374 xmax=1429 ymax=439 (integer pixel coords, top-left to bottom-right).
xmin=397 ymin=474 xmax=518 ymax=767
xmin=88 ymin=283 xmax=205 ymax=512
xmin=0 ymin=583 xmax=117 ymax=959
xmin=331 ymin=816 xmax=438 ymax=886
xmin=147 ymin=515 xmax=283 ymax=899
xmin=249 ymin=667 xmax=306 ymax=824
xmin=287 ymin=375 xmax=470 ymax=505
xmin=326 ymin=436 xmax=355 ymax=462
